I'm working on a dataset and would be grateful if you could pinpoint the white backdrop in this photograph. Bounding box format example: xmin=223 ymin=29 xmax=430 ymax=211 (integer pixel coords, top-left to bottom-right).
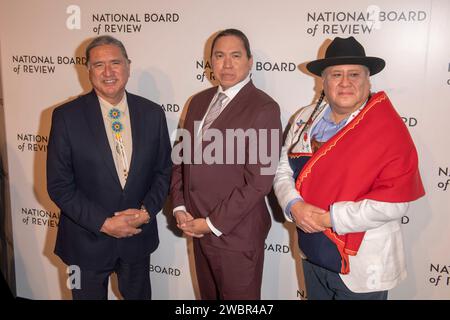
xmin=0 ymin=0 xmax=449 ymax=300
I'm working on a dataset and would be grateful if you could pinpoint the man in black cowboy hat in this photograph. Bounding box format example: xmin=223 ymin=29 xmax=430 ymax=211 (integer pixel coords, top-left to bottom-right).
xmin=274 ymin=36 xmax=424 ymax=299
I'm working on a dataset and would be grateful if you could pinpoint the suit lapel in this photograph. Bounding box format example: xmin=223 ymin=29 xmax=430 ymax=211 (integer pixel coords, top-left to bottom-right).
xmin=186 ymin=88 xmax=216 ymax=134
xmin=211 ymin=81 xmax=253 ymax=130
xmin=195 ymin=90 xmax=216 ymax=122
xmin=187 ymin=82 xmax=254 ymax=134
xmin=123 ymin=92 xmax=140 ymax=191
xmin=83 ymin=91 xmax=121 ymax=186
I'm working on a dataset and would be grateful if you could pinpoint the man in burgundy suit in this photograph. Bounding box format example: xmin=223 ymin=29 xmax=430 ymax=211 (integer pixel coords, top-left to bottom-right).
xmin=170 ymin=29 xmax=282 ymax=299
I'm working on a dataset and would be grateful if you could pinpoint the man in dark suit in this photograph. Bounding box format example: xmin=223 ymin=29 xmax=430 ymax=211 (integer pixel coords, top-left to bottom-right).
xmin=171 ymin=29 xmax=282 ymax=299
xmin=47 ymin=35 xmax=172 ymax=300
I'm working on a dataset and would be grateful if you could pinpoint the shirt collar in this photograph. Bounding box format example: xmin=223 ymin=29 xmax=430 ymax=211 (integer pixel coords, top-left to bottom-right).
xmin=98 ymin=93 xmax=128 ymax=113
xmin=323 ymin=97 xmax=370 ymax=126
xmin=217 ymin=73 xmax=252 ymax=101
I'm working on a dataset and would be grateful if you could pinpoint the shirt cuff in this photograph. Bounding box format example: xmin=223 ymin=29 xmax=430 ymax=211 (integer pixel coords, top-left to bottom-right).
xmin=285 ymin=197 xmax=303 ymax=222
xmin=206 ymin=217 xmax=222 ymax=237
xmin=329 ymin=204 xmax=336 ymax=232
xmin=173 ymin=205 xmax=187 ymax=215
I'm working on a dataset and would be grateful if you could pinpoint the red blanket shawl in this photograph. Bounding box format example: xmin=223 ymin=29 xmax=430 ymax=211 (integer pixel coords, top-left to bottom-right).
xmin=295 ymin=91 xmax=425 ymax=274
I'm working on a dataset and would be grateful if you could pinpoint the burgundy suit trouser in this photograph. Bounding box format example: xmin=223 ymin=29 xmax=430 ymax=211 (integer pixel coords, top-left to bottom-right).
xmin=193 ymin=239 xmax=264 ymax=300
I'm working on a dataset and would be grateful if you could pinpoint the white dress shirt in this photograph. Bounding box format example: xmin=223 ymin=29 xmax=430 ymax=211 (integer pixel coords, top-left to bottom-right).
xmin=98 ymin=95 xmax=132 ymax=189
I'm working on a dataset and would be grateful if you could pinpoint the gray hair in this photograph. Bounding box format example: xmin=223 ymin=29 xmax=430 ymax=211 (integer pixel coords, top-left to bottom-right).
xmin=85 ymin=35 xmax=130 ymax=66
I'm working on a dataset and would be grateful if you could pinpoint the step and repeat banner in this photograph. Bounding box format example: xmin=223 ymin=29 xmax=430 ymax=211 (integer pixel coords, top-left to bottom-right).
xmin=0 ymin=0 xmax=449 ymax=300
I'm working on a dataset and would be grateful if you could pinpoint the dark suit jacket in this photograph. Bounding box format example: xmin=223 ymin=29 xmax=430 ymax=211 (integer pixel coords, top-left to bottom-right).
xmin=171 ymin=81 xmax=282 ymax=251
xmin=47 ymin=90 xmax=172 ymax=269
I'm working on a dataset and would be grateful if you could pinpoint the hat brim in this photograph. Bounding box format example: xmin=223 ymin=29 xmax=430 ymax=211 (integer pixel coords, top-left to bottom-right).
xmin=306 ymin=56 xmax=385 ymax=76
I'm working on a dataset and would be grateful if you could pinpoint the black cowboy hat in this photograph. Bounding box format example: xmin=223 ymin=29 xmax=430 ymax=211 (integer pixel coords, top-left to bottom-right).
xmin=306 ymin=36 xmax=385 ymax=76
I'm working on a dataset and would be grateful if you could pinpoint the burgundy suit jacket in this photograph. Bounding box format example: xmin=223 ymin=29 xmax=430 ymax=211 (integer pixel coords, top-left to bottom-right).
xmin=171 ymin=81 xmax=282 ymax=251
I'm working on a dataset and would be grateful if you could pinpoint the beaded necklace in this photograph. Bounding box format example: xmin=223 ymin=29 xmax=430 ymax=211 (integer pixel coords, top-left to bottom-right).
xmin=108 ymin=107 xmax=129 ymax=181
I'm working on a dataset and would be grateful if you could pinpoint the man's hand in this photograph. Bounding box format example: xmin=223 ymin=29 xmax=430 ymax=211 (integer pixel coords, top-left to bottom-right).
xmin=179 ymin=217 xmax=210 ymax=237
xmin=115 ymin=208 xmax=150 ymax=228
xmin=174 ymin=210 xmax=205 ymax=238
xmin=311 ymin=210 xmax=331 ymax=229
xmin=174 ymin=210 xmax=191 ymax=227
xmin=291 ymin=201 xmax=327 ymax=233
xmin=100 ymin=210 xmax=142 ymax=238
